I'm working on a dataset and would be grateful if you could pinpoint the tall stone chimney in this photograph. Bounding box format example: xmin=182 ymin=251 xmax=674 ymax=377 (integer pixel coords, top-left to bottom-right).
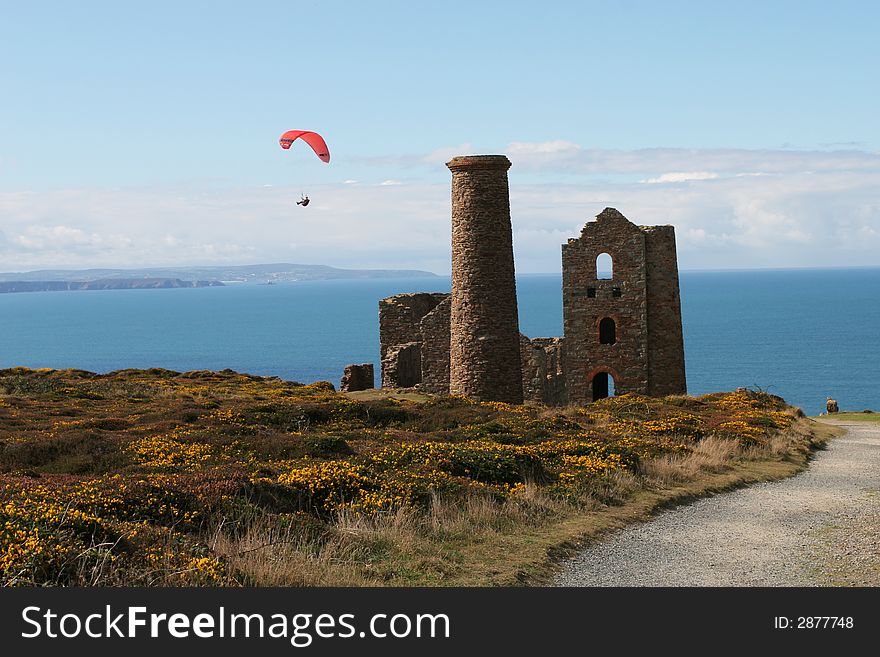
xmin=446 ymin=155 xmax=523 ymax=403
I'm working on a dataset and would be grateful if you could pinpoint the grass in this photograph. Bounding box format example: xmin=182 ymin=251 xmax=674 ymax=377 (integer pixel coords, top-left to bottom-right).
xmin=813 ymin=411 xmax=880 ymax=423
xmin=0 ymin=367 xmax=831 ymax=586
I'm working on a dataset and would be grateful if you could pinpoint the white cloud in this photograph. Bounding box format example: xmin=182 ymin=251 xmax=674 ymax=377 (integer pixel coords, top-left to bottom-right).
xmin=0 ymin=184 xmax=450 ymax=272
xmin=506 ymin=168 xmax=880 ymax=271
xmin=506 ymin=140 xmax=583 ymax=171
xmin=424 ymin=143 xmax=474 ymax=164
xmin=379 ymin=179 xmax=402 ymax=186
xmin=13 ymin=224 xmax=132 ymax=251
xmin=14 ymin=225 xmax=91 ymax=248
xmin=508 ymin=140 xmax=581 ymax=156
xmin=500 ymin=142 xmax=880 ymax=176
xmin=351 ymin=143 xmax=478 ymax=170
xmin=1 ymin=146 xmax=879 ymax=273
xmin=642 ymin=172 xmax=719 ymax=184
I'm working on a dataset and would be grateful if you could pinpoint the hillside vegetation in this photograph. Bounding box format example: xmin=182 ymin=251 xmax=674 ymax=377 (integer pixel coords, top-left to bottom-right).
xmin=0 ymin=368 xmax=824 ymax=586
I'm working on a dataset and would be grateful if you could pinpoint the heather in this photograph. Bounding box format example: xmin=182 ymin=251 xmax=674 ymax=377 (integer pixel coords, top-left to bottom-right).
xmin=0 ymin=367 xmax=809 ymax=586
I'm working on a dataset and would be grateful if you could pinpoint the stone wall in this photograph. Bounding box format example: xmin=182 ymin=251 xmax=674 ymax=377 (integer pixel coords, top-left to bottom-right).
xmin=381 ymin=343 xmax=421 ymax=389
xmin=378 ymin=292 xmax=447 ymax=388
xmin=521 ymin=336 xmax=566 ymax=404
xmin=562 ymin=208 xmax=650 ymax=405
xmin=419 ymin=296 xmax=451 ymax=393
xmin=378 ymin=291 xmax=568 ymax=402
xmin=447 ymin=155 xmax=524 ymax=403
xmin=643 ymin=225 xmax=687 ymax=396
xmin=340 ymin=363 xmax=374 ymax=392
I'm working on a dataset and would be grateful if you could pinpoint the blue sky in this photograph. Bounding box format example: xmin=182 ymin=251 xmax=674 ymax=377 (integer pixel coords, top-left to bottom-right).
xmin=2 ymin=0 xmax=879 ymax=272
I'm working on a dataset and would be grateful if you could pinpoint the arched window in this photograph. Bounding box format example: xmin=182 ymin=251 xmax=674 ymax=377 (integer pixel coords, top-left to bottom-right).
xmin=591 ymin=372 xmax=616 ymax=401
xmin=596 ymin=252 xmax=613 ymax=279
xmin=599 ymin=317 xmax=617 ymax=344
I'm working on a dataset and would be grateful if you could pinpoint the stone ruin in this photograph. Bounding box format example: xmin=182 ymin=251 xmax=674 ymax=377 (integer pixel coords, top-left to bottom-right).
xmin=339 ymin=363 xmax=374 ymax=392
xmin=377 ymin=154 xmax=687 ymax=405
xmin=561 ymin=207 xmax=686 ymax=404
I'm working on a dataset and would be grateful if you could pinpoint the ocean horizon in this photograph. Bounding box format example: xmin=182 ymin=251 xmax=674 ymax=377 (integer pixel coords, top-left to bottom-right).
xmin=1 ymin=266 xmax=878 ymax=416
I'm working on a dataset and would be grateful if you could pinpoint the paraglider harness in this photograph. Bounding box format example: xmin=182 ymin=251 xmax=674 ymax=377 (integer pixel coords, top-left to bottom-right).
xmin=297 ymin=194 xmax=310 ymax=207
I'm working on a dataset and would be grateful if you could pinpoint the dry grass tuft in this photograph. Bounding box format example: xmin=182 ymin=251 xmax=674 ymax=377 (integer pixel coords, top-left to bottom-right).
xmin=208 ymin=515 xmax=380 ymax=586
xmin=642 ymin=436 xmax=741 ymax=486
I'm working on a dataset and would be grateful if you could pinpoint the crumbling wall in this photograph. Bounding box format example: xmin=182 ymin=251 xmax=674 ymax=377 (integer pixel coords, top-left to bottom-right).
xmin=562 ymin=208 xmax=650 ymax=405
xmin=520 ymin=336 xmax=566 ymax=405
xmin=340 ymin=363 xmax=374 ymax=392
xmin=642 ymin=225 xmax=687 ymax=396
xmin=379 ymin=290 xmax=566 ymax=401
xmin=381 ymin=343 xmax=421 ymax=389
xmin=418 ymin=296 xmax=451 ymax=394
xmin=378 ymin=292 xmax=447 ymax=388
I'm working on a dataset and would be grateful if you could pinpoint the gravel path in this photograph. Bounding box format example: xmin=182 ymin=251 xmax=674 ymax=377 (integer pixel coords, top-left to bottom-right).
xmin=554 ymin=420 xmax=880 ymax=586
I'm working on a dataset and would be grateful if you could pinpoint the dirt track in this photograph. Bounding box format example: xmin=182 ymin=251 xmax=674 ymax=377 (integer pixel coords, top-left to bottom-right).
xmin=554 ymin=419 xmax=880 ymax=586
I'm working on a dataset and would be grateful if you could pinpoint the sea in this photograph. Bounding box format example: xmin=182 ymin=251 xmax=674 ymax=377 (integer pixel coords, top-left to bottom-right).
xmin=1 ymin=268 xmax=878 ymax=416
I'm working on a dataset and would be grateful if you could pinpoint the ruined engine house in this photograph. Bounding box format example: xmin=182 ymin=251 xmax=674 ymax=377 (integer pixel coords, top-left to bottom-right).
xmin=378 ymin=155 xmax=686 ymax=405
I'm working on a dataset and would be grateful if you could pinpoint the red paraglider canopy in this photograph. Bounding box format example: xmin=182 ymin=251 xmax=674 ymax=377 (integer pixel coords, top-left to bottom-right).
xmin=279 ymin=130 xmax=330 ymax=163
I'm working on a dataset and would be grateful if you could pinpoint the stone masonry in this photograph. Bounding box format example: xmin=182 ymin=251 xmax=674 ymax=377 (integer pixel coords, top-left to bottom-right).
xmin=447 ymin=155 xmax=524 ymax=404
xmin=521 ymin=336 xmax=566 ymax=405
xmin=381 ymin=343 xmax=420 ymax=388
xmin=340 ymin=363 xmax=374 ymax=392
xmin=562 ymin=207 xmax=686 ymax=404
xmin=377 ymin=155 xmax=686 ymax=406
xmin=562 ymin=208 xmax=649 ymax=403
xmin=378 ymin=293 xmax=564 ymax=404
xmin=379 ymin=293 xmax=447 ymax=388
xmin=643 ymin=225 xmax=687 ymax=396
xmin=418 ymin=296 xmax=451 ymax=394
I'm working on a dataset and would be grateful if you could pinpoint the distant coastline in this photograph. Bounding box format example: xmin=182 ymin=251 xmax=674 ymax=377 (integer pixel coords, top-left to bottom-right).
xmin=0 ymin=263 xmax=440 ymax=293
xmin=0 ymin=278 xmax=223 ymax=294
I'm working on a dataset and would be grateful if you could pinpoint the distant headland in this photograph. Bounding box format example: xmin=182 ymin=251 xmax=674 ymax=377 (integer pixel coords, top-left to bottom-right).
xmin=0 ymin=263 xmax=439 ymax=294
xmin=0 ymin=278 xmax=222 ymax=293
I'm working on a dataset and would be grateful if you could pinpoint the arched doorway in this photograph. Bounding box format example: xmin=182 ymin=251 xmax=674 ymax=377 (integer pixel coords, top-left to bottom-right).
xmin=591 ymin=371 xmax=616 ymax=401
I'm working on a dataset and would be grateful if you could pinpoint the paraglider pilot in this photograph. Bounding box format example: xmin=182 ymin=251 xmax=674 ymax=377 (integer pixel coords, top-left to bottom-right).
xmin=297 ymin=194 xmax=310 ymax=207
